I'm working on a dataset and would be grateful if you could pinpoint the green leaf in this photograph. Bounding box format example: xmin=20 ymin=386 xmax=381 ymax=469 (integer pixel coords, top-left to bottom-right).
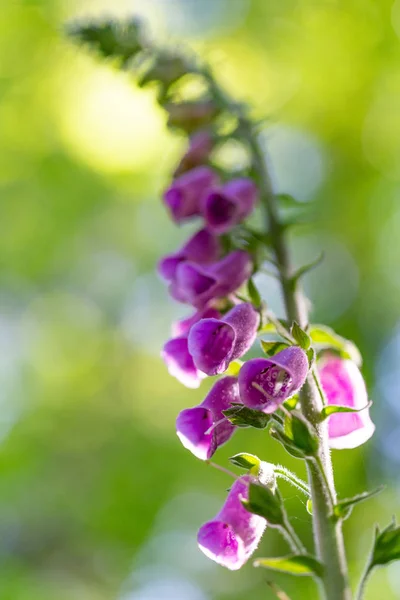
xmin=306 ymin=347 xmax=315 ymax=367
xmin=291 ymin=321 xmax=311 ymax=350
xmin=320 ymin=401 xmax=372 ymax=421
xmin=222 ymin=403 xmax=271 ymax=429
xmin=270 ymin=425 xmax=305 ymax=459
xmin=229 ymin=453 xmax=261 ymax=471
xmin=334 ymin=486 xmax=384 ymax=520
xmin=242 ymin=482 xmax=285 ymax=525
xmin=372 ymin=519 xmax=400 ymax=567
xmin=284 ymin=412 xmax=319 ymax=456
xmin=309 ymin=324 xmax=362 ymax=366
xmin=68 ymin=19 xmax=143 ymax=64
xmin=247 ymin=277 xmax=262 ymax=307
xmin=290 ymin=253 xmax=324 ymax=287
xmin=260 ymin=340 xmax=290 ymax=357
xmin=254 ymin=554 xmax=324 ymax=578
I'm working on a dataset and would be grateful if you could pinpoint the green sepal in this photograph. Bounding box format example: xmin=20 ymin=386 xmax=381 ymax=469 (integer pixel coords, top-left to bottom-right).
xmin=254 ymin=554 xmax=324 ymax=578
xmin=222 ymin=403 xmax=271 ymax=429
xmin=229 ymin=453 xmax=261 ymax=471
xmin=291 ymin=321 xmax=311 ymax=350
xmin=260 ymin=340 xmax=290 ymax=357
xmin=283 ymin=394 xmax=299 ymax=411
xmin=333 ymin=486 xmax=384 ymax=521
xmin=241 ymin=482 xmax=285 ymax=526
xmin=320 ymin=401 xmax=372 ymax=422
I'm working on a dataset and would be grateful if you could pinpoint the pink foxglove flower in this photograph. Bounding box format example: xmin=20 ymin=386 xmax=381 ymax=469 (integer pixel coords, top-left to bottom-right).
xmin=238 ymin=347 xmax=309 ymax=413
xmin=172 ymin=307 xmax=221 ymax=338
xmin=162 ymin=336 xmax=205 ymax=389
xmin=203 ymin=178 xmax=258 ymax=234
xmin=158 ymin=228 xmax=221 ymax=283
xmin=188 ymin=303 xmax=260 ymax=375
xmin=170 ymin=250 xmax=253 ymax=308
xmin=163 ymin=166 xmax=218 ymax=223
xmin=174 ymin=131 xmax=214 ymax=177
xmin=318 ymin=352 xmax=375 ymax=449
xmin=197 ymin=475 xmax=266 ymax=570
xmin=176 ymin=377 xmax=240 ymax=460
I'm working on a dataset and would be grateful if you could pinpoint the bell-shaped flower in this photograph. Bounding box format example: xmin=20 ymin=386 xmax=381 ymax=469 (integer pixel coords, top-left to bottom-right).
xmin=188 ymin=303 xmax=260 ymax=375
xmin=174 ymin=131 xmax=214 ymax=177
xmin=158 ymin=228 xmax=221 ymax=283
xmin=203 ymin=178 xmax=258 ymax=234
xmin=318 ymin=352 xmax=375 ymax=449
xmin=163 ymin=165 xmax=219 ymax=223
xmin=170 ymin=250 xmax=253 ymax=308
xmin=172 ymin=307 xmax=221 ymax=338
xmin=162 ymin=336 xmax=205 ymax=389
xmin=197 ymin=475 xmax=266 ymax=570
xmin=238 ymin=347 xmax=309 ymax=413
xmin=176 ymin=376 xmax=240 ymax=459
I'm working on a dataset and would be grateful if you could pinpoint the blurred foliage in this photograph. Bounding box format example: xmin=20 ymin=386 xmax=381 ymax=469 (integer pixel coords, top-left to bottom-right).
xmin=1 ymin=0 xmax=400 ymax=599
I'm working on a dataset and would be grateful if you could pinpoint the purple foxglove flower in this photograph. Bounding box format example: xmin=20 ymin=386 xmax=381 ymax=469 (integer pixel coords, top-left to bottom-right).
xmin=162 ymin=336 xmax=205 ymax=389
xmin=172 ymin=307 xmax=221 ymax=337
xmin=158 ymin=228 xmax=221 ymax=282
xmin=174 ymin=131 xmax=214 ymax=177
xmin=238 ymin=347 xmax=309 ymax=413
xmin=203 ymin=178 xmax=258 ymax=234
xmin=164 ymin=166 xmax=219 ymax=223
xmin=197 ymin=475 xmax=266 ymax=570
xmin=188 ymin=303 xmax=260 ymax=375
xmin=318 ymin=353 xmax=375 ymax=449
xmin=176 ymin=376 xmax=240 ymax=460
xmin=171 ymin=250 xmax=253 ymax=308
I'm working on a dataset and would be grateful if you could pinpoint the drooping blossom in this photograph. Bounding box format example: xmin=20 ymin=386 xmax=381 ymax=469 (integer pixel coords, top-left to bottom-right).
xmin=318 ymin=352 xmax=375 ymax=449
xmin=238 ymin=347 xmax=309 ymax=413
xmin=162 ymin=336 xmax=205 ymax=389
xmin=174 ymin=131 xmax=214 ymax=177
xmin=176 ymin=376 xmax=240 ymax=460
xmin=158 ymin=228 xmax=221 ymax=283
xmin=197 ymin=475 xmax=266 ymax=570
xmin=170 ymin=250 xmax=253 ymax=308
xmin=164 ymin=166 xmax=219 ymax=223
xmin=172 ymin=307 xmax=221 ymax=338
xmin=203 ymin=178 xmax=258 ymax=234
xmin=188 ymin=303 xmax=260 ymax=375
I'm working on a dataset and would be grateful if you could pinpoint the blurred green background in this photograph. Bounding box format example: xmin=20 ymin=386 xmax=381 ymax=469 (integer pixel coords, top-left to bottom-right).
xmin=1 ymin=0 xmax=400 ymax=598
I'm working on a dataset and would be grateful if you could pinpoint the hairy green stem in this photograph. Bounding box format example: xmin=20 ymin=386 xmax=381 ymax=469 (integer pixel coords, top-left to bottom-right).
xmin=274 ymin=466 xmax=310 ymax=497
xmin=199 ymin=64 xmax=350 ymax=599
xmin=245 ymin=122 xmax=351 ymax=599
xmin=279 ymin=517 xmax=306 ymax=554
xmin=355 ymin=560 xmax=372 ymax=600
